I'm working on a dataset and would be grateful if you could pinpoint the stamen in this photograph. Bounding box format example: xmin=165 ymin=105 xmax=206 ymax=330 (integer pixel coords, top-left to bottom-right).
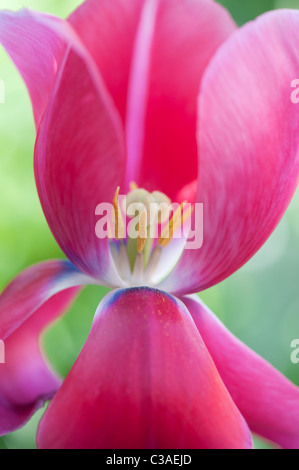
xmin=137 ymin=210 xmax=147 ymax=253
xmin=112 ymin=186 xmax=125 ymax=239
xmin=158 ymin=202 xmax=186 ymax=248
xmin=181 ymin=203 xmax=194 ymax=225
xmin=109 ymin=185 xmax=188 ymax=286
xmin=130 ymin=181 xmax=138 ymax=191
xmin=107 ymin=219 xmax=114 ymax=239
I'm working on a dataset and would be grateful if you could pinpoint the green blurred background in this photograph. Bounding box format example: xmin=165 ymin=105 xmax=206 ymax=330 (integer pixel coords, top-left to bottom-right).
xmin=0 ymin=0 xmax=299 ymax=450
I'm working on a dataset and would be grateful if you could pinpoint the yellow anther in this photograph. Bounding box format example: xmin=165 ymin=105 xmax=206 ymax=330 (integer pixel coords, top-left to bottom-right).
xmin=130 ymin=181 xmax=138 ymax=191
xmin=107 ymin=219 xmax=114 ymax=239
xmin=110 ymin=184 xmax=192 ymax=279
xmin=158 ymin=202 xmax=186 ymax=248
xmin=112 ymin=186 xmax=125 ymax=239
xmin=181 ymin=203 xmax=194 ymax=226
xmin=137 ymin=210 xmax=147 ymax=253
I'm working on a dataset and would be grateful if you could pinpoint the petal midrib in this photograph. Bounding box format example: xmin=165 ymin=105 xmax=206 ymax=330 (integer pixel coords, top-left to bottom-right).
xmin=124 ymin=0 xmax=160 ymax=189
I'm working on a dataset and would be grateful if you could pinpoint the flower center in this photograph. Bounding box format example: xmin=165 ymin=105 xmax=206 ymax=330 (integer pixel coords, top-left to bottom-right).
xmin=109 ymin=183 xmax=192 ymax=287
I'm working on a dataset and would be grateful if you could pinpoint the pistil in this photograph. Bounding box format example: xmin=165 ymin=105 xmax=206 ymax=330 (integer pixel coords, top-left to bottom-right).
xmin=110 ymin=185 xmax=192 ymax=286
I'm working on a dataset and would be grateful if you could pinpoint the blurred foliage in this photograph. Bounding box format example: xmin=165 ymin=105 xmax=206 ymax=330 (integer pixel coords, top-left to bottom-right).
xmin=0 ymin=0 xmax=299 ymax=450
xmin=219 ymin=0 xmax=276 ymax=24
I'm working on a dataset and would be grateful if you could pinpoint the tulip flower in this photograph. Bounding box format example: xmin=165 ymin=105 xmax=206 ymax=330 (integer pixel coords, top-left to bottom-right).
xmin=1 ymin=0 xmax=299 ymax=449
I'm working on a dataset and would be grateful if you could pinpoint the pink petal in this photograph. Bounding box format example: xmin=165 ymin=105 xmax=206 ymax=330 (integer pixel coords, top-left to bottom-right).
xmin=69 ymin=0 xmax=236 ymax=197
xmin=0 ymin=9 xmax=65 ymax=128
xmin=0 ymin=260 xmax=85 ymax=435
xmin=183 ymin=295 xmax=299 ymax=449
xmin=160 ymin=9 xmax=299 ymax=295
xmin=68 ymin=0 xmax=143 ymax=124
xmin=34 ymin=19 xmax=127 ymax=284
xmin=0 ymin=260 xmax=90 ymax=340
xmin=0 ymin=9 xmax=126 ymax=285
xmin=0 ymin=289 xmax=77 ymax=436
xmin=37 ymin=287 xmax=252 ymax=449
xmin=132 ymin=0 xmax=236 ymax=198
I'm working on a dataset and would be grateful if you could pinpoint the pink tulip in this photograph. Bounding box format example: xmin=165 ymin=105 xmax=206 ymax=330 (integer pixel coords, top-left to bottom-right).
xmin=1 ymin=0 xmax=299 ymax=449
